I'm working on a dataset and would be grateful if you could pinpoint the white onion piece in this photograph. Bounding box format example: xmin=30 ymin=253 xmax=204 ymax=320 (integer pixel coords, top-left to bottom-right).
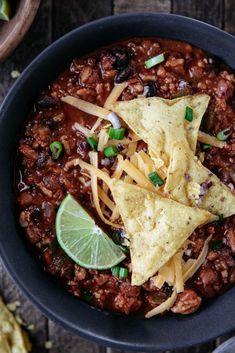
xmin=107 ymin=112 xmax=121 ymax=129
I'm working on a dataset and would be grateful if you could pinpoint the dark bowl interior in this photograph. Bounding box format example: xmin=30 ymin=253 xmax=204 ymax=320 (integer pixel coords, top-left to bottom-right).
xmin=0 ymin=13 xmax=235 ymax=352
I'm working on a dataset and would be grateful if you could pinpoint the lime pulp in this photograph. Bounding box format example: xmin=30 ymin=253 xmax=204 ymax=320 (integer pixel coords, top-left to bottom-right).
xmin=56 ymin=194 xmax=126 ymax=269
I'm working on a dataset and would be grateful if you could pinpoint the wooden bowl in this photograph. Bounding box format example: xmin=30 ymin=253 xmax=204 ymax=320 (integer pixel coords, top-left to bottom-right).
xmin=0 ymin=0 xmax=41 ymax=62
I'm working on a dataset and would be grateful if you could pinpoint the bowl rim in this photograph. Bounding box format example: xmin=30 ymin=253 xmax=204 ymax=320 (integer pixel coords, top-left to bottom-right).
xmin=1 ymin=12 xmax=235 ymax=352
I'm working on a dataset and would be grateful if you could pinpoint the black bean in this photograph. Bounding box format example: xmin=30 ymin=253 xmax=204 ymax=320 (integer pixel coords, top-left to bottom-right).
xmin=77 ymin=140 xmax=89 ymax=151
xmin=31 ymin=207 xmax=41 ymax=220
xmin=115 ymin=67 xmax=131 ymax=83
xmin=113 ymin=48 xmax=129 ymax=69
xmin=145 ymin=81 xmax=160 ymax=97
xmin=36 ymin=95 xmax=58 ymax=110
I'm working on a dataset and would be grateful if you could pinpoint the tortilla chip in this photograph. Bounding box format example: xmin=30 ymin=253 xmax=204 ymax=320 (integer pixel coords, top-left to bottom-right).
xmin=113 ymin=94 xmax=210 ymax=166
xmin=114 ymin=95 xmax=235 ymax=218
xmin=0 ymin=297 xmax=31 ymax=353
xmin=165 ymin=143 xmax=235 ymax=217
xmin=110 ymin=179 xmax=215 ymax=285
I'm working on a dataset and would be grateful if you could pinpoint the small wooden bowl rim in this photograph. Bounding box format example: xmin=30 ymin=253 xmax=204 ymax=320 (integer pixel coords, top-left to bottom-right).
xmin=0 ymin=0 xmax=41 ymax=63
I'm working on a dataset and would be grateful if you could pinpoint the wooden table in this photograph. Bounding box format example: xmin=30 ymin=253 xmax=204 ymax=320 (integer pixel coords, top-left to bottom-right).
xmin=0 ymin=1 xmax=235 ymax=352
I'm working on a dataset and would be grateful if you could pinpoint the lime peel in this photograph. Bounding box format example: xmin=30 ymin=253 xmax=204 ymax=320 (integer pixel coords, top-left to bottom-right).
xmin=56 ymin=194 xmax=126 ymax=269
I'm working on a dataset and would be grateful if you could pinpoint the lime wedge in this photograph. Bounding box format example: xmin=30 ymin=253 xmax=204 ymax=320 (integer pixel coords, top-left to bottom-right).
xmin=56 ymin=194 xmax=126 ymax=269
xmin=0 ymin=0 xmax=11 ymax=21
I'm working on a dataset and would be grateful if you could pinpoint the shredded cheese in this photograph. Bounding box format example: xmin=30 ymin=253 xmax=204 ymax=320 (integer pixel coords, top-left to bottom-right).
xmin=159 ymin=259 xmax=175 ymax=286
xmin=136 ymin=152 xmax=152 ymax=177
xmin=153 ymin=274 xmax=165 ymax=289
xmin=104 ymin=82 xmax=127 ymax=109
xmin=97 ymin=186 xmax=115 ymax=210
xmin=198 ymin=131 xmax=226 ymax=148
xmin=110 ymin=205 xmax=120 ymax=221
xmin=145 ymin=289 xmax=177 ymax=318
xmin=98 ymin=129 xmax=109 ymax=151
xmin=139 ymin=150 xmax=154 ymax=168
xmin=152 ymin=251 xmax=184 ymax=293
xmin=183 ymin=235 xmax=212 ymax=282
xmin=121 ymin=159 xmax=158 ymax=193
xmin=183 ymin=258 xmax=196 ymax=273
xmin=89 ymin=152 xmax=121 ymax=229
xmin=90 ymin=117 xmax=103 ymax=134
xmin=61 ymin=96 xmax=110 ymax=119
xmin=105 ymin=137 xmax=139 ymax=147
xmin=112 ymin=155 xmax=124 ymax=179
xmin=123 ymin=175 xmax=134 ymax=184
xmin=126 ymin=141 xmax=138 ymax=158
xmin=173 ymin=252 xmax=184 ymax=293
xmin=72 ymin=122 xmax=92 ymax=137
xmin=65 ymin=158 xmax=111 ymax=185
xmin=130 ymin=154 xmax=138 ymax=167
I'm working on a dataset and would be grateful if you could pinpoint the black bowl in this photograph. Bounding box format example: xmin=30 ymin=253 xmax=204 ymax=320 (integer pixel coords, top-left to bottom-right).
xmin=0 ymin=13 xmax=235 ymax=352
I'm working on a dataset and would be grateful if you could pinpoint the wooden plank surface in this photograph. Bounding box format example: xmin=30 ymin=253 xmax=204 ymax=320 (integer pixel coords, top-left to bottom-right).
xmin=0 ymin=0 xmax=235 ymax=352
xmin=224 ymin=0 xmax=235 ymax=35
xmin=48 ymin=322 xmax=106 ymax=353
xmin=0 ymin=0 xmax=53 ymax=103
xmin=114 ymin=0 xmax=171 ymax=14
xmin=172 ymin=0 xmax=224 ymax=28
xmin=0 ymin=261 xmax=48 ymax=353
xmin=52 ymin=0 xmax=112 ymax=40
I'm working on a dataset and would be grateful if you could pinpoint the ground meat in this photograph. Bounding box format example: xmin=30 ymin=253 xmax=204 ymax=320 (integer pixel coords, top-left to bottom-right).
xmin=16 ymin=37 xmax=235 ymax=316
xmin=171 ymin=290 xmax=202 ymax=314
xmin=226 ymin=228 xmax=235 ymax=253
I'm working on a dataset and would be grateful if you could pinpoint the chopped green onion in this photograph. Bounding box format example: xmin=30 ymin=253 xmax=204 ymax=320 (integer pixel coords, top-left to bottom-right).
xmin=218 ymin=213 xmax=224 ymax=222
xmin=216 ymin=128 xmax=231 ymax=141
xmin=111 ymin=266 xmax=129 ymax=278
xmin=144 ymin=53 xmax=165 ymax=69
xmin=87 ymin=136 xmax=98 ymax=151
xmin=119 ymin=267 xmax=129 ymax=278
xmin=108 ymin=127 xmax=126 ymax=140
xmin=111 ymin=266 xmax=120 ymax=276
xmin=185 ymin=106 xmax=193 ymax=122
xmin=82 ymin=291 xmax=93 ymax=302
xmin=202 ymin=144 xmax=212 ymax=150
xmin=50 ymin=141 xmax=63 ymax=160
xmin=148 ymin=171 xmax=164 ymax=187
xmin=211 ymin=240 xmax=223 ymax=251
xmin=104 ymin=145 xmax=118 ymax=158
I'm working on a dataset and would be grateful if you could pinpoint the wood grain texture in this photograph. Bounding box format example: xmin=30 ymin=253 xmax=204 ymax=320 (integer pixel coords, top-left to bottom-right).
xmin=52 ymin=0 xmax=113 ymax=40
xmin=172 ymin=0 xmax=224 ymax=28
xmin=0 ymin=0 xmax=41 ymax=63
xmin=114 ymin=0 xmax=171 ymax=14
xmin=224 ymin=0 xmax=235 ymax=35
xmin=0 ymin=261 xmax=48 ymax=353
xmin=48 ymin=321 xmax=106 ymax=353
xmin=0 ymin=0 xmax=53 ymax=104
